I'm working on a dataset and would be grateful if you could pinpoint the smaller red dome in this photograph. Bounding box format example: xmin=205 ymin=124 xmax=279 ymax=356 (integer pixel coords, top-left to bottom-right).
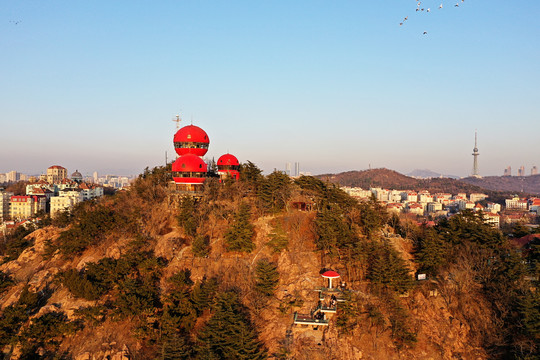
xmin=217 ymin=153 xmax=240 ymax=166
xmin=173 ymin=125 xmax=210 ymax=156
xmin=217 ymin=153 xmax=240 ymax=181
xmin=321 ymin=270 xmax=340 ymax=278
xmin=172 ymin=154 xmax=208 ymax=184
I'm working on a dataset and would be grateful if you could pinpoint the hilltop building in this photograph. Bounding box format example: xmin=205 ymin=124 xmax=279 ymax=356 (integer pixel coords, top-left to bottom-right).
xmin=170 ymin=123 xmax=240 ymax=192
xmin=217 ymin=154 xmax=240 ymax=181
xmin=47 ymin=165 xmax=67 ymax=184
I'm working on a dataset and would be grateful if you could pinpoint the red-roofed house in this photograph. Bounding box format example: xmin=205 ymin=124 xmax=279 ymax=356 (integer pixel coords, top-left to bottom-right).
xmin=407 ymin=202 xmax=424 ymax=216
xmin=529 ymin=199 xmax=540 ymax=214
xmin=386 ymin=203 xmax=404 ymax=214
xmin=10 ymin=195 xmax=46 ymax=220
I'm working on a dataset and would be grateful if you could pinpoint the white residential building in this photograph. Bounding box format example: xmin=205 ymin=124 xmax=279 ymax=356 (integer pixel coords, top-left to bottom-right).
xmin=506 ymin=197 xmax=528 ymax=211
xmin=487 ymin=202 xmax=502 ymax=213
xmin=50 ymin=190 xmax=84 ymax=217
xmin=483 ymin=213 xmax=500 ymax=228
xmin=457 ymin=200 xmax=475 ymax=210
xmin=427 ymin=202 xmax=443 ymax=214
xmin=418 ymin=193 xmax=434 ymax=203
xmin=470 ymin=193 xmax=488 ymax=203
xmin=406 ymin=192 xmax=418 ymax=203
xmin=342 ymin=187 xmax=372 ymax=200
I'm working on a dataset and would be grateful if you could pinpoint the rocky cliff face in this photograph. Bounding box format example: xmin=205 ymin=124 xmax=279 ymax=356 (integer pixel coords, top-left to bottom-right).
xmin=1 ymin=204 xmax=490 ymax=360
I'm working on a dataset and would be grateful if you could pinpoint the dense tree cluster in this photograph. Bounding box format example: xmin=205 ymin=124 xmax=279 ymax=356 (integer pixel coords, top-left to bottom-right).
xmin=197 ymin=290 xmax=267 ymax=360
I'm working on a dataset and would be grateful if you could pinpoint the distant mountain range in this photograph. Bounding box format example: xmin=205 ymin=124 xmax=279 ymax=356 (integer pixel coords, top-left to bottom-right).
xmin=315 ymin=168 xmax=540 ymax=200
xmin=406 ymin=169 xmax=460 ymax=179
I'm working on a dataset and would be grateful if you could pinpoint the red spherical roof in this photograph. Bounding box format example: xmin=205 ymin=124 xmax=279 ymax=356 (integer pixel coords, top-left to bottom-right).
xmin=321 ymin=270 xmax=340 ymax=278
xmin=173 ymin=125 xmax=209 ymax=144
xmin=173 ymin=125 xmax=210 ymax=156
xmin=172 ymin=154 xmax=208 ymax=173
xmin=217 ymin=153 xmax=240 ymax=166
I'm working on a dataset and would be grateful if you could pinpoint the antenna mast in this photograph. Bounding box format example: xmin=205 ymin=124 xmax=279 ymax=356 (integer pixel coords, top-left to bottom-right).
xmin=172 ymin=114 xmax=182 ymax=129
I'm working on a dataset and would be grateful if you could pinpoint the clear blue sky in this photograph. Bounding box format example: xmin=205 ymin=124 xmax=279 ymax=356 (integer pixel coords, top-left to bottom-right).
xmin=1 ymin=0 xmax=539 ymax=177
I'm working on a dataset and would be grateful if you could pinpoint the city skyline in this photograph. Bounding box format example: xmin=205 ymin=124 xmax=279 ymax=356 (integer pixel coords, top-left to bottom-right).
xmin=1 ymin=1 xmax=539 ymax=177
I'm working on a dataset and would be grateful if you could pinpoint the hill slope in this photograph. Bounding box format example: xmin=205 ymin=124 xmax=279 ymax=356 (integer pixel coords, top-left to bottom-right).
xmin=0 ymin=167 xmax=537 ymax=359
xmin=318 ymin=169 xmax=540 ymax=197
xmin=461 ymin=175 xmax=540 ymax=195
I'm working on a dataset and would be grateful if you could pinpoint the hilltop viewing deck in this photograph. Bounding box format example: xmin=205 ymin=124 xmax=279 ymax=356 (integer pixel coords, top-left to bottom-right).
xmin=293 ymin=312 xmax=329 ymax=326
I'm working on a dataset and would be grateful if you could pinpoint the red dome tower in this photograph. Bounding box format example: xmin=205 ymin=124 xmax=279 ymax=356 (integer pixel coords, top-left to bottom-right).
xmin=172 ymin=154 xmax=208 ymax=191
xmin=217 ymin=153 xmax=240 ymax=181
xmin=173 ymin=125 xmax=210 ymax=156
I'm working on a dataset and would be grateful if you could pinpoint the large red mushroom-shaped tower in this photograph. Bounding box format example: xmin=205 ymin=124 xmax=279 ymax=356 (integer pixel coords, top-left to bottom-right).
xmin=172 ymin=154 xmax=208 ymax=192
xmin=217 ymin=153 xmax=240 ymax=181
xmin=173 ymin=125 xmax=210 ymax=157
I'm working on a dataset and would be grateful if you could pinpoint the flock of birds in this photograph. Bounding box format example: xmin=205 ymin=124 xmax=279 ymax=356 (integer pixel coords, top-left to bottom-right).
xmin=400 ymin=0 xmax=466 ymax=35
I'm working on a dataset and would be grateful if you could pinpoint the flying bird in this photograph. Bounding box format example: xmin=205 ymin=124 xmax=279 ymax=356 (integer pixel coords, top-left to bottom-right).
xmin=400 ymin=22 xmax=403 ymax=26
xmin=439 ymin=3 xmax=443 ymax=8
xmin=427 ymin=8 xmax=430 ymax=12
xmin=455 ymin=3 xmax=459 ymax=7
xmin=423 ymin=31 xmax=428 ymax=34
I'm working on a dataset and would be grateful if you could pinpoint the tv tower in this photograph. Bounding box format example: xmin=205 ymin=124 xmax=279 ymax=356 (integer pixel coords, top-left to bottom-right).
xmin=471 ymin=130 xmax=480 ymax=178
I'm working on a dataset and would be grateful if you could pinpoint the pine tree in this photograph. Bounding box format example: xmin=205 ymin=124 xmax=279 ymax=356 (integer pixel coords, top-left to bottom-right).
xmin=161 ymin=334 xmax=193 ymax=360
xmin=254 ymin=259 xmax=279 ymax=297
xmin=177 ymin=196 xmax=199 ymax=238
xmin=257 ymin=171 xmax=291 ymax=214
xmin=367 ymin=242 xmax=414 ymax=293
xmin=224 ymin=203 xmax=255 ymax=252
xmin=196 ymin=290 xmax=267 ymax=360
xmin=191 ymin=277 xmax=218 ymax=316
xmin=415 ymin=228 xmax=449 ymax=275
xmin=315 ymin=207 xmax=354 ymax=252
xmin=162 ymin=270 xmax=196 ymax=335
xmin=356 ymin=195 xmax=388 ymax=239
xmin=267 ymin=221 xmax=288 ymax=253
xmin=192 ymin=234 xmax=210 ymax=257
xmin=239 ymin=161 xmax=263 ymax=190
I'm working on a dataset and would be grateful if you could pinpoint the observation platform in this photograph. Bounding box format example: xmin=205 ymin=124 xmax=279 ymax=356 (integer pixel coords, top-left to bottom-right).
xmin=293 ymin=312 xmax=329 ymax=326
